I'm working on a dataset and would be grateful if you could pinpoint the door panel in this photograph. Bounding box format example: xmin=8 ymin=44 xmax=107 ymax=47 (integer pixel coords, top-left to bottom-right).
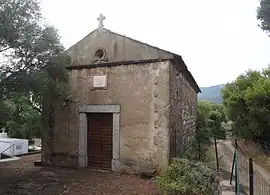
xmin=87 ymin=113 xmax=113 ymax=170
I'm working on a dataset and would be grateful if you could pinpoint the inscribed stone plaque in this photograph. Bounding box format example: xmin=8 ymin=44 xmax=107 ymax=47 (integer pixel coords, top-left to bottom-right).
xmin=93 ymin=75 xmax=107 ymax=88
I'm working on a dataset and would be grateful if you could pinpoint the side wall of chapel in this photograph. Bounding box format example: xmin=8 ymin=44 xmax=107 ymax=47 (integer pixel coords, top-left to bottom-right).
xmin=169 ymin=61 xmax=197 ymax=158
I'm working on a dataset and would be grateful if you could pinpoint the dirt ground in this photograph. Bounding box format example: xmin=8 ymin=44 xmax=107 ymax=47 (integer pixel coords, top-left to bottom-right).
xmin=3 ymin=140 xmax=268 ymax=195
xmin=0 ymin=154 xmax=158 ymax=195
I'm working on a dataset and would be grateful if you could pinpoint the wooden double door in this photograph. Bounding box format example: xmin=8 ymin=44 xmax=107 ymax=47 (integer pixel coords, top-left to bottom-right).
xmin=87 ymin=113 xmax=113 ymax=170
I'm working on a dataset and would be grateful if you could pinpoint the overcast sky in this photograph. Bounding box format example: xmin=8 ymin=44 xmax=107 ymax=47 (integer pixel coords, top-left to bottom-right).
xmin=41 ymin=0 xmax=270 ymax=87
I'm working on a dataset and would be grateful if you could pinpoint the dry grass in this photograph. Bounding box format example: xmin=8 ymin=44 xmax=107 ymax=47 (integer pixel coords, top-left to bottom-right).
xmin=204 ymin=143 xmax=227 ymax=171
xmin=238 ymin=139 xmax=270 ymax=172
xmin=204 ymin=145 xmax=217 ymax=169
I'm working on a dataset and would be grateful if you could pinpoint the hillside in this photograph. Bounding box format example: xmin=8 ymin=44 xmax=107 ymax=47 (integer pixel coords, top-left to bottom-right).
xmin=198 ymin=84 xmax=225 ymax=104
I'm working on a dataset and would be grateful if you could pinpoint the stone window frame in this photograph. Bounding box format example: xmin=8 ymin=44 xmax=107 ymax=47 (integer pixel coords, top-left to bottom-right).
xmin=94 ymin=48 xmax=106 ymax=59
xmin=92 ymin=47 xmax=108 ymax=63
xmin=78 ymin=104 xmax=121 ymax=171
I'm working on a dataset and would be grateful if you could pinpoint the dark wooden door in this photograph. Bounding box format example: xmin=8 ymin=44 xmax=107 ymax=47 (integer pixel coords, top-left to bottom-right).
xmin=87 ymin=113 xmax=113 ymax=170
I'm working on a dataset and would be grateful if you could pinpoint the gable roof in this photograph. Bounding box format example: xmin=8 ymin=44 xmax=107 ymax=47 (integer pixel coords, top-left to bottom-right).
xmin=66 ymin=28 xmax=201 ymax=93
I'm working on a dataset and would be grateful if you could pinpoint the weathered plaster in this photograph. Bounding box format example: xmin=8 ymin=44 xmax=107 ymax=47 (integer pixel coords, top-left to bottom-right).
xmin=66 ymin=28 xmax=174 ymax=67
xmin=78 ymin=113 xmax=87 ymax=167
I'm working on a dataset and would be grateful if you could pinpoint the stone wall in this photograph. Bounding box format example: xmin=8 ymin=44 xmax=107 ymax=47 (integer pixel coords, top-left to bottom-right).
xmin=41 ymin=100 xmax=79 ymax=167
xmin=181 ymin=74 xmax=197 ymax=151
xmin=169 ymin=61 xmax=197 ymax=157
xmin=42 ymin=61 xmax=171 ymax=173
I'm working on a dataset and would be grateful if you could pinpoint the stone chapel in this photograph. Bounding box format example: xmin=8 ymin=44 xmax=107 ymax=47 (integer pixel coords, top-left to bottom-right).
xmin=41 ymin=14 xmax=201 ymax=174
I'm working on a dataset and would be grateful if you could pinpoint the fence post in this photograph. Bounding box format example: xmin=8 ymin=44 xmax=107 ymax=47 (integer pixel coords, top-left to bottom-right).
xmin=198 ymin=142 xmax=201 ymax=161
xmin=249 ymin=158 xmax=254 ymax=195
xmin=214 ymin=137 xmax=219 ymax=171
xmin=235 ymin=139 xmax=240 ymax=195
xmin=230 ymin=151 xmax=236 ymax=185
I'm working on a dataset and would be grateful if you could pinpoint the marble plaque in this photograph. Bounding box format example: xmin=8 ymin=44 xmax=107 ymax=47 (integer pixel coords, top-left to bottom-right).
xmin=93 ymin=75 xmax=107 ymax=88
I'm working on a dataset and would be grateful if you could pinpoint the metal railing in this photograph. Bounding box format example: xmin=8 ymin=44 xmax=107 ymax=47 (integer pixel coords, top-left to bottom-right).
xmin=0 ymin=144 xmax=15 ymax=159
xmin=230 ymin=139 xmax=270 ymax=195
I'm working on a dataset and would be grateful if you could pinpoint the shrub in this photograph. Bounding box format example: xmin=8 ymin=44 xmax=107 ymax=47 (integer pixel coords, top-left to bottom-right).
xmin=155 ymin=158 xmax=220 ymax=195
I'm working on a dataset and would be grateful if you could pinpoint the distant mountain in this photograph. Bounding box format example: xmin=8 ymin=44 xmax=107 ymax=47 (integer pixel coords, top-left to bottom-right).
xmin=198 ymin=84 xmax=225 ymax=104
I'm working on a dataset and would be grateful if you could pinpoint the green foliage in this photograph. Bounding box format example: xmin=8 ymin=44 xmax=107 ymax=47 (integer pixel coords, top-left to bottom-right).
xmin=0 ymin=0 xmax=70 ymax=139
xmin=0 ymin=0 xmax=69 ymax=97
xmin=222 ymin=68 xmax=270 ymax=141
xmin=155 ymin=158 xmax=219 ymax=195
xmin=222 ymin=121 xmax=233 ymax=132
xmin=3 ymin=92 xmax=41 ymax=140
xmin=196 ymin=101 xmax=212 ymax=142
xmin=191 ymin=101 xmax=227 ymax=161
xmin=0 ymin=99 xmax=13 ymax=127
xmin=196 ymin=101 xmax=227 ymax=142
xmin=209 ymin=110 xmax=227 ymax=139
xmin=257 ymin=0 xmax=270 ymax=34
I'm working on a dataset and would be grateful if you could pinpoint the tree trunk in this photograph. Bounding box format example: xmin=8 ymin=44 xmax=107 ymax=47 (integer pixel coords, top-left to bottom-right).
xmin=47 ymin=100 xmax=55 ymax=165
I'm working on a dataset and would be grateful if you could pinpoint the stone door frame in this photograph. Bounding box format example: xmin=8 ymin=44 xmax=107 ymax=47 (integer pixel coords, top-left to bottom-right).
xmin=78 ymin=104 xmax=120 ymax=171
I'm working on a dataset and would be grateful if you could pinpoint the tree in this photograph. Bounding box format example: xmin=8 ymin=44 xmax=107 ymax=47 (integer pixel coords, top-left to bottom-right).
xmin=4 ymin=92 xmax=42 ymax=140
xmin=0 ymin=0 xmax=69 ymax=97
xmin=196 ymin=101 xmax=227 ymax=140
xmin=0 ymin=99 xmax=13 ymax=128
xmin=257 ymin=0 xmax=270 ymax=34
xmin=0 ymin=0 xmax=70 ymax=138
xmin=222 ymin=68 xmax=270 ymax=142
xmin=192 ymin=101 xmax=227 ymax=161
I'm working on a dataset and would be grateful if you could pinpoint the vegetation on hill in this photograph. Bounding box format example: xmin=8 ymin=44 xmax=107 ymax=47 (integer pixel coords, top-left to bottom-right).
xmin=198 ymin=84 xmax=224 ymax=104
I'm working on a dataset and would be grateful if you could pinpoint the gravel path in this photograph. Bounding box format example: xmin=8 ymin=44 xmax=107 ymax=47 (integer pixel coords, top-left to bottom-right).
xmin=0 ymin=154 xmax=158 ymax=195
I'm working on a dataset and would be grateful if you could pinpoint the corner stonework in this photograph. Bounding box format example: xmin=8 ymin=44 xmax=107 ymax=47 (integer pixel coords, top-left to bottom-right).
xmin=78 ymin=104 xmax=121 ymax=171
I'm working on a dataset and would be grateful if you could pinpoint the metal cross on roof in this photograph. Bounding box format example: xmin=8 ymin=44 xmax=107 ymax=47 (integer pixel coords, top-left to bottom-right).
xmin=97 ymin=13 xmax=106 ymax=29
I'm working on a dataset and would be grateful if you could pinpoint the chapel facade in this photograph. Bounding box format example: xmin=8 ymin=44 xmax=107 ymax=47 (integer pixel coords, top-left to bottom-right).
xmin=41 ymin=14 xmax=200 ymax=174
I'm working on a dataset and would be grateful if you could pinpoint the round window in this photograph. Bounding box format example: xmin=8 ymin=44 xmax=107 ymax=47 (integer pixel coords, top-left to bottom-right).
xmin=95 ymin=49 xmax=105 ymax=59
